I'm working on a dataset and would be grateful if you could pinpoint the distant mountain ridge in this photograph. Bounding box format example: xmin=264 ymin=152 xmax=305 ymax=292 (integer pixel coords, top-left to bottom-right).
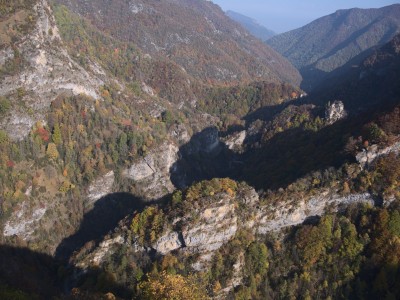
xmin=226 ymin=10 xmax=275 ymax=41
xmin=267 ymin=4 xmax=400 ymax=91
xmin=56 ymin=0 xmax=300 ymax=86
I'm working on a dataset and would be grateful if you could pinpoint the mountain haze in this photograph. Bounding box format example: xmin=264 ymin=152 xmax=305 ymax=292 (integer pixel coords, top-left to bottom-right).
xmin=267 ymin=4 xmax=400 ymax=90
xmin=226 ymin=10 xmax=276 ymax=41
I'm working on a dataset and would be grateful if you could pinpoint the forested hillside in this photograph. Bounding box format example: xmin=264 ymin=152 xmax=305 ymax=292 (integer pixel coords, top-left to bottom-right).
xmin=0 ymin=1 xmax=400 ymax=299
xmin=226 ymin=10 xmax=275 ymax=41
xmin=267 ymin=4 xmax=400 ymax=91
xmin=56 ymin=0 xmax=300 ymax=86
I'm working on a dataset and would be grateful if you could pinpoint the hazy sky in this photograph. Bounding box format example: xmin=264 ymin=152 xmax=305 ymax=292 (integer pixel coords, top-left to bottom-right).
xmin=212 ymin=0 xmax=400 ymax=33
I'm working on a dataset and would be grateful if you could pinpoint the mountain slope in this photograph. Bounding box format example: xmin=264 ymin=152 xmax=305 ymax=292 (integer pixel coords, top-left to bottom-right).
xmin=55 ymin=0 xmax=300 ymax=86
xmin=267 ymin=4 xmax=400 ymax=90
xmin=55 ymin=31 xmax=400 ymax=300
xmin=226 ymin=10 xmax=275 ymax=41
xmin=1 ymin=2 xmax=400 ymax=300
xmin=0 ymin=0 xmax=105 ymax=140
xmin=0 ymin=0 xmax=301 ymax=257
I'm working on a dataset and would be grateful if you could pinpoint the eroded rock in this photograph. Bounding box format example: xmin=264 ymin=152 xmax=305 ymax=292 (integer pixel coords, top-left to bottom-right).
xmin=153 ymin=231 xmax=183 ymax=255
xmin=325 ymin=100 xmax=347 ymax=125
xmin=356 ymin=141 xmax=400 ymax=168
xmin=86 ymin=171 xmax=115 ymax=206
xmin=224 ymin=130 xmax=246 ymax=152
xmin=182 ymin=200 xmax=238 ymax=253
xmin=123 ymin=142 xmax=179 ymax=199
xmin=257 ymin=191 xmax=375 ymax=234
xmin=3 ymin=201 xmax=48 ymax=240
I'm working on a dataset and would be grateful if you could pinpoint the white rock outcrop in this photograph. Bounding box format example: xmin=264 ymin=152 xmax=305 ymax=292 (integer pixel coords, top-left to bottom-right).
xmin=325 ymin=100 xmax=347 ymax=125
xmin=3 ymin=201 xmax=48 ymax=239
xmin=86 ymin=171 xmax=115 ymax=205
xmin=182 ymin=200 xmax=238 ymax=253
xmin=224 ymin=130 xmax=246 ymax=152
xmin=89 ymin=235 xmax=125 ymax=266
xmin=257 ymin=191 xmax=374 ymax=234
xmin=356 ymin=141 xmax=400 ymax=168
xmin=153 ymin=231 xmax=183 ymax=255
xmin=123 ymin=142 xmax=179 ymax=199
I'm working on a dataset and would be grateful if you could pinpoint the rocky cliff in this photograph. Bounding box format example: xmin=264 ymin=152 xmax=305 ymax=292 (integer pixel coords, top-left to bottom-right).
xmin=0 ymin=0 xmax=105 ymax=140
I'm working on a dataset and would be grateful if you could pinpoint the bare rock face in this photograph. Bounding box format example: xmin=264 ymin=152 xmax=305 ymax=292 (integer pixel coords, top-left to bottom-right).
xmin=223 ymin=130 xmax=246 ymax=152
xmin=356 ymin=141 xmax=400 ymax=169
xmin=123 ymin=142 xmax=179 ymax=200
xmin=72 ymin=181 xmax=383 ymax=289
xmin=146 ymin=185 xmax=259 ymax=270
xmin=86 ymin=171 xmax=115 ymax=206
xmin=257 ymin=191 xmax=375 ymax=234
xmin=152 ymin=193 xmax=240 ymax=258
xmin=325 ymin=100 xmax=347 ymax=125
xmin=74 ymin=234 xmax=139 ymax=268
xmin=181 ymin=197 xmax=238 ymax=253
xmin=153 ymin=231 xmax=183 ymax=255
xmin=0 ymin=0 xmax=104 ymax=140
xmin=3 ymin=200 xmax=48 ymax=240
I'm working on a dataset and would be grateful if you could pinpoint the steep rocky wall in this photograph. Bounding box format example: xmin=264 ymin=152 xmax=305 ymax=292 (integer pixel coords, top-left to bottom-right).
xmin=123 ymin=142 xmax=179 ymax=200
xmin=0 ymin=0 xmax=104 ymax=140
xmin=256 ymin=191 xmax=375 ymax=234
xmin=356 ymin=140 xmax=400 ymax=169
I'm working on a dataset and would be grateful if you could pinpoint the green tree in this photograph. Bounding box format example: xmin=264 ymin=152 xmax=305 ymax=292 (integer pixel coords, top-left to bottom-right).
xmin=0 ymin=97 xmax=11 ymax=115
xmin=52 ymin=123 xmax=62 ymax=145
xmin=245 ymin=242 xmax=269 ymax=277
xmin=161 ymin=110 xmax=174 ymax=127
xmin=0 ymin=130 xmax=8 ymax=145
xmin=139 ymin=271 xmax=208 ymax=300
xmin=46 ymin=143 xmax=59 ymax=160
xmin=118 ymin=132 xmax=128 ymax=158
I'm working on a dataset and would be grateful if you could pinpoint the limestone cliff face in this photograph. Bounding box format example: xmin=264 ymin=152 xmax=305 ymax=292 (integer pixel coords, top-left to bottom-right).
xmin=356 ymin=140 xmax=400 ymax=169
xmin=0 ymin=0 xmax=104 ymax=140
xmin=223 ymin=130 xmax=246 ymax=152
xmin=75 ymin=179 xmax=379 ymax=274
xmin=153 ymin=193 xmax=239 ymax=257
xmin=256 ymin=191 xmax=375 ymax=234
xmin=69 ymin=177 xmax=384 ymax=298
xmin=123 ymin=142 xmax=179 ymax=200
xmin=86 ymin=171 xmax=115 ymax=206
xmin=325 ymin=100 xmax=347 ymax=125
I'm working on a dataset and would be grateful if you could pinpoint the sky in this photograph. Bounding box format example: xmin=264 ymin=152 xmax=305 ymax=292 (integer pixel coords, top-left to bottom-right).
xmin=211 ymin=0 xmax=400 ymax=33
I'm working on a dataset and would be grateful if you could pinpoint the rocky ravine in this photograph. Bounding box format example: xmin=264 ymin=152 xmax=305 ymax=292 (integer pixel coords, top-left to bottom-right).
xmin=75 ymin=184 xmax=376 ymax=270
xmin=70 ymin=178 xmax=378 ymax=298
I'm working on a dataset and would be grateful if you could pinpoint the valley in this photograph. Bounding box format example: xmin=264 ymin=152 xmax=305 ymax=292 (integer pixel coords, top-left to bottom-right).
xmin=0 ymin=0 xmax=400 ymax=299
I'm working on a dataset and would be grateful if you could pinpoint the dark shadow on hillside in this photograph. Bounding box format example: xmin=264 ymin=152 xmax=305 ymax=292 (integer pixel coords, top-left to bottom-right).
xmin=300 ymin=47 xmax=376 ymax=92
xmin=170 ymin=127 xmax=242 ymax=189
xmin=243 ymin=101 xmax=296 ymax=125
xmin=238 ymin=120 xmax=353 ymax=190
xmin=303 ymin=63 xmax=400 ymax=114
xmin=0 ymin=245 xmax=133 ymax=299
xmin=170 ymin=102 xmax=395 ymax=192
xmin=301 ymin=29 xmax=400 ymax=93
xmin=242 ymin=98 xmax=400 ymax=190
xmin=55 ymin=192 xmax=157 ymax=261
